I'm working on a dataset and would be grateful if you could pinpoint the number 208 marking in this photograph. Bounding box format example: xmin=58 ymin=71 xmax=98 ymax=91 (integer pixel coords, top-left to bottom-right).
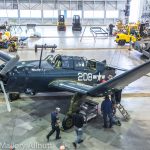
xmin=78 ymin=73 xmax=93 ymax=82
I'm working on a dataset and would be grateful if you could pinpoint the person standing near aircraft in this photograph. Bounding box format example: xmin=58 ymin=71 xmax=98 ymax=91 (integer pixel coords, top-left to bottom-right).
xmin=46 ymin=107 xmax=61 ymax=141
xmin=72 ymin=108 xmax=85 ymax=149
xmin=101 ymin=95 xmax=113 ymax=128
xmin=109 ymin=23 xmax=114 ymax=36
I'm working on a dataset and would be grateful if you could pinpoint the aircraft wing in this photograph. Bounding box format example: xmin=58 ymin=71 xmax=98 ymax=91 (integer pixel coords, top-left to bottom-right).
xmin=49 ymin=61 xmax=150 ymax=97
xmin=49 ymin=80 xmax=92 ymax=95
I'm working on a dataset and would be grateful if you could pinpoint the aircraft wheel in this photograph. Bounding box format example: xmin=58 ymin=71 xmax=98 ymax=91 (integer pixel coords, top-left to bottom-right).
xmin=118 ymin=40 xmax=125 ymax=46
xmin=62 ymin=115 xmax=73 ymax=130
xmin=9 ymin=93 xmax=20 ymax=101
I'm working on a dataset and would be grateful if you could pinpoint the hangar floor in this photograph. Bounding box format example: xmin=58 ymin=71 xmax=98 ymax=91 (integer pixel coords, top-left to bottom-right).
xmin=0 ymin=35 xmax=150 ymax=149
xmin=15 ymin=26 xmax=130 ymax=49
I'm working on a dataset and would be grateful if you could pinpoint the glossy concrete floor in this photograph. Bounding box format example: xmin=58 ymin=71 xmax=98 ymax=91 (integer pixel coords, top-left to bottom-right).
xmin=13 ymin=26 xmax=130 ymax=49
xmin=0 ymin=29 xmax=150 ymax=149
xmin=0 ymin=95 xmax=150 ymax=150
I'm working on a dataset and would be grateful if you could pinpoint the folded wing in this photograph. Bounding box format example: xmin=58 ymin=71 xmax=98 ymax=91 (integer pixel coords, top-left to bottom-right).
xmin=49 ymin=61 xmax=150 ymax=97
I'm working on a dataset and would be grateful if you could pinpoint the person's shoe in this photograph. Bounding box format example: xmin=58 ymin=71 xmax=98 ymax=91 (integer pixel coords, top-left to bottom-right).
xmin=78 ymin=139 xmax=84 ymax=144
xmin=56 ymin=137 xmax=61 ymax=140
xmin=46 ymin=136 xmax=49 ymax=142
xmin=72 ymin=142 xmax=77 ymax=149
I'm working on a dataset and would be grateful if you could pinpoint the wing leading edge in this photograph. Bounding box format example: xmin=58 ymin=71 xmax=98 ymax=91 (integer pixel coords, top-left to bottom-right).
xmin=49 ymin=80 xmax=92 ymax=94
xmin=49 ymin=61 xmax=150 ymax=97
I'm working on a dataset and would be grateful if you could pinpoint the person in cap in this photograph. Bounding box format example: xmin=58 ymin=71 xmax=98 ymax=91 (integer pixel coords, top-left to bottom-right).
xmin=46 ymin=107 xmax=61 ymax=141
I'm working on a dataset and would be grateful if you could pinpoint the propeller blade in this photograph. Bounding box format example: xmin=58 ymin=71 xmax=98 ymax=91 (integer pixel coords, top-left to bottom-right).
xmin=0 ymin=81 xmax=11 ymax=112
xmin=0 ymin=55 xmax=19 ymax=76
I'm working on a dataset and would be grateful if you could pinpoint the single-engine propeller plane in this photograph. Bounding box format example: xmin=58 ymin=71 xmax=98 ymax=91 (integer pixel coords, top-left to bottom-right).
xmin=0 ymin=44 xmax=150 ymax=129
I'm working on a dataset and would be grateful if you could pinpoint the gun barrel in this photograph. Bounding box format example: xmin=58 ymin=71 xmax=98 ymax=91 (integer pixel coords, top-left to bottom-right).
xmin=35 ymin=44 xmax=57 ymax=52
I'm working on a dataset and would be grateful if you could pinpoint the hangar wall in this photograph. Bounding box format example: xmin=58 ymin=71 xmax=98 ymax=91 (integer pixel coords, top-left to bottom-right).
xmin=0 ymin=0 xmax=127 ymax=25
xmin=141 ymin=0 xmax=150 ymax=21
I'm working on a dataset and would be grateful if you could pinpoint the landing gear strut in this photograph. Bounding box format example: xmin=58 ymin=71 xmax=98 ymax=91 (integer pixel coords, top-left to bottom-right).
xmin=62 ymin=93 xmax=82 ymax=130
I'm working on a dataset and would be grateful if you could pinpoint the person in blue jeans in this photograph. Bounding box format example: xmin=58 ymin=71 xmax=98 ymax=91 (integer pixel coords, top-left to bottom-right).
xmin=72 ymin=108 xmax=85 ymax=149
xmin=101 ymin=95 xmax=113 ymax=128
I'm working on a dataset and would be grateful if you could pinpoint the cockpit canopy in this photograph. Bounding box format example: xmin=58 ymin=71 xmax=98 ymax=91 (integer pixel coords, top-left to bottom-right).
xmin=52 ymin=55 xmax=106 ymax=71
xmin=61 ymin=56 xmax=86 ymax=70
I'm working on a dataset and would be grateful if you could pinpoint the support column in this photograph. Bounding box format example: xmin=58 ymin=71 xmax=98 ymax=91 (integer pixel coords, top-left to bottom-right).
xmin=104 ymin=0 xmax=106 ymax=25
xmin=82 ymin=0 xmax=84 ymax=24
xmin=17 ymin=0 xmax=20 ymax=24
xmin=125 ymin=0 xmax=131 ymax=24
xmin=41 ymin=0 xmax=43 ymax=24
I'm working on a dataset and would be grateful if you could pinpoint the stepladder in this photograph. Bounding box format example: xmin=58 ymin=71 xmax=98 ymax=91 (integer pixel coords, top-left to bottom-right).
xmin=116 ymin=103 xmax=130 ymax=121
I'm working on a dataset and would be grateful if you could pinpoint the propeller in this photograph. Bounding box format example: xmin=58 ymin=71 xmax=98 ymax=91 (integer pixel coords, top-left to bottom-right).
xmin=0 ymin=54 xmax=19 ymax=112
xmin=0 ymin=81 xmax=11 ymax=112
xmin=0 ymin=55 xmax=19 ymax=76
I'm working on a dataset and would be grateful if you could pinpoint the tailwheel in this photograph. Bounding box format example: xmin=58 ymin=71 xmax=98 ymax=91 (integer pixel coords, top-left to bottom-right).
xmin=9 ymin=92 xmax=20 ymax=101
xmin=62 ymin=115 xmax=73 ymax=130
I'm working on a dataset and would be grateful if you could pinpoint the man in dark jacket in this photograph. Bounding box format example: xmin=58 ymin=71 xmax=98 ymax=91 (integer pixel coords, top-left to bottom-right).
xmin=46 ymin=107 xmax=61 ymax=142
xmin=109 ymin=24 xmax=114 ymax=36
xmin=101 ymin=95 xmax=113 ymax=128
xmin=72 ymin=109 xmax=85 ymax=149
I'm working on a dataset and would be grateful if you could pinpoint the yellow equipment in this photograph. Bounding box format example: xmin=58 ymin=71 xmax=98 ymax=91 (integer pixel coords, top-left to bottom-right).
xmin=0 ymin=31 xmax=18 ymax=52
xmin=115 ymin=22 xmax=141 ymax=46
xmin=116 ymin=20 xmax=125 ymax=31
xmin=115 ymin=33 xmax=137 ymax=46
xmin=57 ymin=15 xmax=66 ymax=31
xmin=4 ymin=31 xmax=11 ymax=39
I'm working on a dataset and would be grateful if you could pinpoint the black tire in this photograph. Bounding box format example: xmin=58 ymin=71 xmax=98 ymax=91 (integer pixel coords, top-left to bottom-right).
xmin=118 ymin=40 xmax=125 ymax=46
xmin=9 ymin=93 xmax=20 ymax=101
xmin=62 ymin=115 xmax=73 ymax=130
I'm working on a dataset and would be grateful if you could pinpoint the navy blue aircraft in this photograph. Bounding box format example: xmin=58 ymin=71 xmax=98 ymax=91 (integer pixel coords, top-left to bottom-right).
xmin=0 ymin=45 xmax=150 ymax=129
xmin=0 ymin=50 xmax=117 ymax=99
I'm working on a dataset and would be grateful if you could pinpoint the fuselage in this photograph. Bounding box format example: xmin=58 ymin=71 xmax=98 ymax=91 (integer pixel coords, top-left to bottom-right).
xmin=3 ymin=55 xmax=116 ymax=94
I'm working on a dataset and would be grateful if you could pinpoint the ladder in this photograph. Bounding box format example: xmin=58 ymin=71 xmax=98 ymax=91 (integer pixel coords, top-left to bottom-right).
xmin=116 ymin=103 xmax=130 ymax=121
